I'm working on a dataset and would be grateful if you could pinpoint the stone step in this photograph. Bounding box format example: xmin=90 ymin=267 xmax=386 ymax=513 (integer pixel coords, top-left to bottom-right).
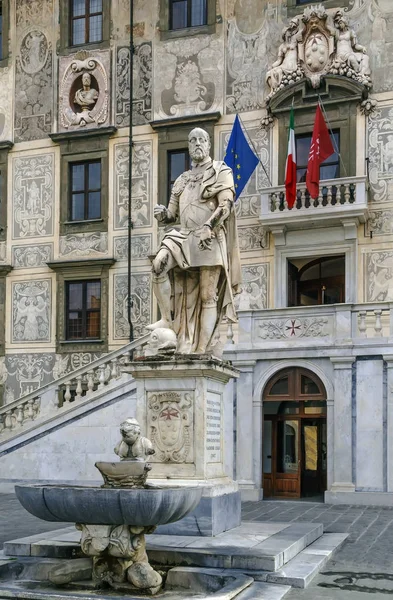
xmin=234 ymin=582 xmax=291 ymax=599
xmin=264 ymin=533 xmax=349 ymax=589
xmin=148 ymin=521 xmax=324 ymax=572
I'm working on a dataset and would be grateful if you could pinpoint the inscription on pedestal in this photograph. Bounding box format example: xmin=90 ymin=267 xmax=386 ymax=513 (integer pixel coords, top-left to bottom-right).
xmin=206 ymin=394 xmax=222 ymax=463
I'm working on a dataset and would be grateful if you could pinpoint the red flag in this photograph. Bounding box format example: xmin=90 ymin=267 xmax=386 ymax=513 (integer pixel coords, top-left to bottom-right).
xmin=306 ymin=104 xmax=334 ymax=199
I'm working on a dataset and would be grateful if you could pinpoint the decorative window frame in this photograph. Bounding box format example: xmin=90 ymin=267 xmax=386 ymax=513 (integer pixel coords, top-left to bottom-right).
xmin=0 ymin=1 xmax=10 ymax=67
xmin=50 ymin=127 xmax=116 ymax=236
xmin=0 ymin=141 xmax=12 ymax=243
xmin=150 ymin=113 xmax=220 ymax=207
xmin=59 ymin=0 xmax=111 ymax=55
xmin=47 ymin=257 xmax=115 ymax=353
xmin=286 ymin=0 xmax=351 ymax=17
xmin=271 ymin=78 xmax=362 ymax=186
xmin=159 ymin=0 xmax=216 ymax=40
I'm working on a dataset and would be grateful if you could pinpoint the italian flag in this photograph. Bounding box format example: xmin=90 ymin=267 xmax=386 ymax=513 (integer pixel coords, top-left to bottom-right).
xmin=285 ymin=106 xmax=296 ymax=209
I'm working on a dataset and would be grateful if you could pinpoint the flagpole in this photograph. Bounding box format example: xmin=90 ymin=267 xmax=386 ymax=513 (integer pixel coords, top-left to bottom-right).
xmin=317 ymin=95 xmax=348 ymax=178
xmin=237 ymin=113 xmax=272 ymax=187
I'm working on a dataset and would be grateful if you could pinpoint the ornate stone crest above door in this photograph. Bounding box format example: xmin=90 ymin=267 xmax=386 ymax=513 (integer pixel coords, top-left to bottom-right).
xmin=59 ymin=49 xmax=110 ymax=131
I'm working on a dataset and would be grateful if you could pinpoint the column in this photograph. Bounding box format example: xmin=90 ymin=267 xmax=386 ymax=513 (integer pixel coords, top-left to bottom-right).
xmin=384 ymin=356 xmax=393 ymax=492
xmin=329 ymin=357 xmax=355 ymax=493
xmin=233 ymin=360 xmax=261 ymax=500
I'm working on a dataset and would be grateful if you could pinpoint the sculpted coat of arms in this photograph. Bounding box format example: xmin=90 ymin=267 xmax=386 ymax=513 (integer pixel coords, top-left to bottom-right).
xmin=266 ymin=4 xmax=372 ymax=99
xmin=147 ymin=391 xmax=193 ymax=463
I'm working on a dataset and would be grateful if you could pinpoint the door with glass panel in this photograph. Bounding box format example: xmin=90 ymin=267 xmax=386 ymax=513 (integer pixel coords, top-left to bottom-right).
xmin=262 ymin=368 xmax=327 ymax=498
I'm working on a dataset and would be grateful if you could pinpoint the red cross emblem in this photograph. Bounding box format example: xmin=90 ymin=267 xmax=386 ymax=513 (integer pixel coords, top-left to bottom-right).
xmin=160 ymin=407 xmax=179 ymax=421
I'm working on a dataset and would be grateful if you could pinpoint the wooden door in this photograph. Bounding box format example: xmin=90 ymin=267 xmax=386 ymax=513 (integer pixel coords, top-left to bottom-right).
xmin=301 ymin=419 xmax=327 ymax=497
xmin=274 ymin=418 xmax=301 ymax=497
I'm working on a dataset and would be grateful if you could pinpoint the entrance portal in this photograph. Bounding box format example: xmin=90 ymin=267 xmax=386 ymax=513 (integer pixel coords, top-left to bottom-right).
xmin=262 ymin=368 xmax=327 ymax=498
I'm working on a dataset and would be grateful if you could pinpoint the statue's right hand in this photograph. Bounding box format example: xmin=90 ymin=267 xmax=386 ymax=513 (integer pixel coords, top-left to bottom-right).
xmin=154 ymin=204 xmax=167 ymax=222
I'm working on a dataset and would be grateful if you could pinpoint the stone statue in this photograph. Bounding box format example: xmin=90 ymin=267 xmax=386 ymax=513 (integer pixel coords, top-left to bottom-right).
xmin=73 ymin=72 xmax=98 ymax=125
xmin=148 ymin=127 xmax=241 ymax=355
xmin=332 ymin=10 xmax=371 ymax=82
xmin=114 ymin=418 xmax=155 ymax=461
xmin=266 ymin=18 xmax=302 ymax=94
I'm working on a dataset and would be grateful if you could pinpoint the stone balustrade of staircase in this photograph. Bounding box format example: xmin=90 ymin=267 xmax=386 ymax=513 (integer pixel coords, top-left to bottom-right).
xmin=0 ymin=334 xmax=149 ymax=442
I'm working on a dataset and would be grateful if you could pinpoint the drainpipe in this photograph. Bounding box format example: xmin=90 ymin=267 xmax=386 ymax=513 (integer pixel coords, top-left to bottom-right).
xmin=127 ymin=0 xmax=134 ymax=345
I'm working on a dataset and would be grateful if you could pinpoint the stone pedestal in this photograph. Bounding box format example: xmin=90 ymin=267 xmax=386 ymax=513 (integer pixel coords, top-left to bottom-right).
xmin=126 ymin=357 xmax=240 ymax=536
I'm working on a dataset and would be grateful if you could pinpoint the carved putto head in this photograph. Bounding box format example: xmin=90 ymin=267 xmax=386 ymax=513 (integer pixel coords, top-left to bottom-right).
xmin=120 ymin=418 xmax=141 ymax=445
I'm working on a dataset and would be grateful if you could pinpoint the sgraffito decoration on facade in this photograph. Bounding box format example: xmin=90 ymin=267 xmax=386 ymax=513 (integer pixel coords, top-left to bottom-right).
xmin=147 ymin=391 xmax=193 ymax=463
xmin=12 ymin=279 xmax=51 ymax=343
xmin=12 ymin=243 xmax=53 ymax=268
xmin=368 ymin=104 xmax=393 ymax=202
xmin=116 ymin=43 xmax=152 ymax=127
xmin=16 ymin=0 xmax=53 ymax=29
xmin=226 ymin=18 xmax=281 ymax=113
xmin=114 ymin=142 xmax=152 ymax=229
xmin=257 ymin=316 xmax=330 ymax=340
xmin=114 ymin=273 xmax=151 ymax=340
xmin=59 ymin=232 xmax=108 ymax=258
xmin=0 ymin=243 xmax=7 ymax=264
xmin=365 ymin=250 xmax=393 ymax=302
xmin=59 ymin=50 xmax=109 ymax=130
xmin=367 ymin=210 xmax=393 ymax=236
xmin=113 ymin=235 xmax=152 ymax=261
xmin=0 ymin=68 xmax=13 ymax=142
xmin=235 ymin=264 xmax=268 ymax=310
xmin=266 ymin=4 xmax=372 ymax=102
xmin=155 ymin=36 xmax=222 ymax=119
xmin=52 ymin=352 xmax=101 ymax=379
xmin=13 ymin=154 xmax=54 ymax=239
xmin=15 ymin=29 xmax=53 ymax=141
xmin=238 ymin=225 xmax=268 ymax=251
xmin=6 ymin=353 xmax=54 ymax=397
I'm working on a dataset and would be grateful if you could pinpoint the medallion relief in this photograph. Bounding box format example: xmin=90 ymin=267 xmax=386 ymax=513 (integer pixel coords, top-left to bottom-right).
xmin=59 ymin=50 xmax=110 ymax=130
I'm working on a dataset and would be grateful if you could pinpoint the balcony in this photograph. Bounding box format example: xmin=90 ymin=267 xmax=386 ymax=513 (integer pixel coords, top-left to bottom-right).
xmin=231 ymin=303 xmax=393 ymax=354
xmin=260 ymin=176 xmax=368 ymax=231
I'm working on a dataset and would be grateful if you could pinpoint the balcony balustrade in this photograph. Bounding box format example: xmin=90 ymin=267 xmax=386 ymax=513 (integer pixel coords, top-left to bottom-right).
xmin=261 ymin=176 xmax=368 ymax=230
xmin=235 ymin=302 xmax=393 ymax=350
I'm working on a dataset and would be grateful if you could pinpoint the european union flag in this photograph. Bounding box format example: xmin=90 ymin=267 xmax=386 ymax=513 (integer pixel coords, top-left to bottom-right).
xmin=224 ymin=114 xmax=259 ymax=200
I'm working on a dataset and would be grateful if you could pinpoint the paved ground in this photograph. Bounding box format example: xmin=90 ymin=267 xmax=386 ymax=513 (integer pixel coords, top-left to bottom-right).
xmin=1 ymin=493 xmax=393 ymax=598
xmin=243 ymin=500 xmax=393 ymax=599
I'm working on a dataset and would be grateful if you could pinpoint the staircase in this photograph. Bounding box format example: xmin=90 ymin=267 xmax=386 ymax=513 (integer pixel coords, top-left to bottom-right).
xmin=0 ymin=335 xmax=149 ymax=479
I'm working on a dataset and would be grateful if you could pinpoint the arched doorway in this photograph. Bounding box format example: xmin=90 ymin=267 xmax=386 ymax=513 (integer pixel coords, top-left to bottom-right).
xmin=262 ymin=367 xmax=327 ymax=499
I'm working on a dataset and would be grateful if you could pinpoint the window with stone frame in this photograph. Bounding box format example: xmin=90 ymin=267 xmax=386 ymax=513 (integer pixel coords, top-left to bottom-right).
xmin=160 ymin=0 xmax=216 ymax=40
xmin=66 ymin=279 xmax=101 ymax=340
xmin=47 ymin=258 xmax=114 ymax=353
xmin=0 ymin=1 xmax=9 ymax=65
xmin=295 ymin=131 xmax=340 ymax=183
xmin=70 ymin=0 xmax=103 ymax=46
xmin=69 ymin=159 xmax=101 ymax=222
xmin=50 ymin=127 xmax=115 ymax=235
xmin=151 ymin=114 xmax=219 ymax=207
xmin=59 ymin=0 xmax=110 ymax=53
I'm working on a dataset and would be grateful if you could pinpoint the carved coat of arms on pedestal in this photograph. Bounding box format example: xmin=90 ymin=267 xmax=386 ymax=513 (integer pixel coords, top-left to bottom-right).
xmin=147 ymin=391 xmax=193 ymax=463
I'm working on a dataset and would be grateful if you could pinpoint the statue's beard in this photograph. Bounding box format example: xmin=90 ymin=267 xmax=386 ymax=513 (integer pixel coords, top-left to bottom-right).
xmin=190 ymin=148 xmax=208 ymax=163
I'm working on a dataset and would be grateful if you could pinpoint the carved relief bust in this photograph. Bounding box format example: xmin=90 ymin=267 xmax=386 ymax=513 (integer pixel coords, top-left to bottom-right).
xmin=59 ymin=50 xmax=109 ymax=130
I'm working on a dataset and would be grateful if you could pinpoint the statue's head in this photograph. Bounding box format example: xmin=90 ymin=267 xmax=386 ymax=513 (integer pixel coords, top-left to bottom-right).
xmin=120 ymin=418 xmax=141 ymax=445
xmin=334 ymin=10 xmax=348 ymax=30
xmin=82 ymin=72 xmax=91 ymax=87
xmin=188 ymin=128 xmax=210 ymax=164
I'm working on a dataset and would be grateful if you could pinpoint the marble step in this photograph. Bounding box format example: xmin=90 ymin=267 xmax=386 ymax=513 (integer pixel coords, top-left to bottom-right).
xmin=234 ymin=582 xmax=291 ymax=599
xmin=148 ymin=521 xmax=324 ymax=572
xmin=264 ymin=533 xmax=349 ymax=589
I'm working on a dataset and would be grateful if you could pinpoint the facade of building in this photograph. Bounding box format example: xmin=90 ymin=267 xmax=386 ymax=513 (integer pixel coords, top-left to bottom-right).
xmin=1 ymin=0 xmax=393 ymax=505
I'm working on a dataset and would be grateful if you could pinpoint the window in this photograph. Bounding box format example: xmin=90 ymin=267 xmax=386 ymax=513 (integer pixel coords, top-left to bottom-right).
xmin=168 ymin=149 xmax=190 ymax=200
xmin=69 ymin=160 xmax=101 ymax=221
xmin=295 ymin=131 xmax=340 ymax=183
xmin=169 ymin=0 xmax=207 ymax=30
xmin=66 ymin=280 xmax=101 ymax=340
xmin=0 ymin=2 xmax=3 ymax=61
xmin=288 ymin=255 xmax=345 ymax=307
xmin=71 ymin=0 xmax=103 ymax=46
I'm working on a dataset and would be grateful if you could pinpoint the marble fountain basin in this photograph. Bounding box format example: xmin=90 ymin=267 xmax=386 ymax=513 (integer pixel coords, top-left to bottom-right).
xmin=14 ymin=484 xmax=203 ymax=526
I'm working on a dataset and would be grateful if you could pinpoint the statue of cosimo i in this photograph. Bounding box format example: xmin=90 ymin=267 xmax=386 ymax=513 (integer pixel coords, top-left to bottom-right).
xmin=148 ymin=128 xmax=241 ymax=355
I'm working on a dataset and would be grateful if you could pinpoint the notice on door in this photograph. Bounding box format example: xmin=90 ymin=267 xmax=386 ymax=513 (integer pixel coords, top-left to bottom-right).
xmin=206 ymin=394 xmax=222 ymax=463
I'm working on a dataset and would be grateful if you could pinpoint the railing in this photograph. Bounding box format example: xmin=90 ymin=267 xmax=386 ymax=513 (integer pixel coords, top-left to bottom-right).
xmin=261 ymin=176 xmax=368 ymax=227
xmin=0 ymin=334 xmax=149 ymax=440
xmin=235 ymin=303 xmax=393 ymax=347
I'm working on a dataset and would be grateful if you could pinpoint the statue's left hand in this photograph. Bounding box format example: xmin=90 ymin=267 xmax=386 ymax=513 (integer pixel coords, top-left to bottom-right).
xmin=199 ymin=226 xmax=212 ymax=251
